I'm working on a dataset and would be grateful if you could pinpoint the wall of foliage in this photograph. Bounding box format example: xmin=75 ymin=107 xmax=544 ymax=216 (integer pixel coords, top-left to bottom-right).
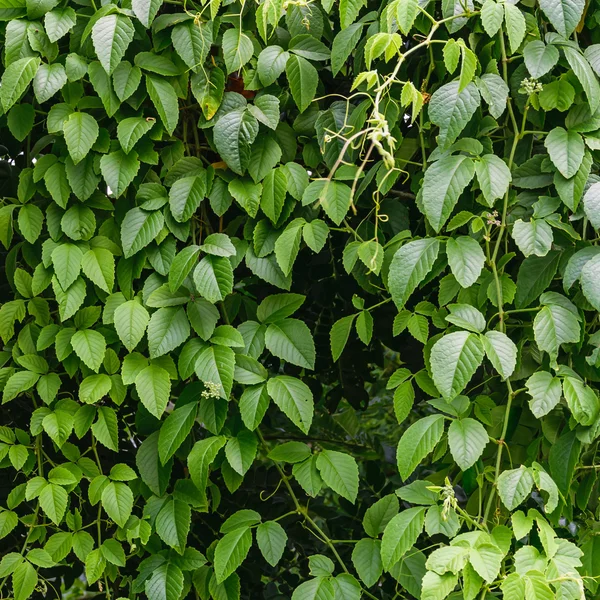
xmin=1 ymin=0 xmax=600 ymax=597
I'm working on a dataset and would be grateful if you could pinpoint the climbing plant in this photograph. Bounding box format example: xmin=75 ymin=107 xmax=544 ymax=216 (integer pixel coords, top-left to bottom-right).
xmin=2 ymin=0 xmax=600 ymax=597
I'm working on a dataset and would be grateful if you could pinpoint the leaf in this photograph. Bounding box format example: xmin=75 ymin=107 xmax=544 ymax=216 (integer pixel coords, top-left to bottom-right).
xmin=549 ymin=430 xmax=580 ymax=497
xmin=319 ymin=181 xmax=352 ymax=226
xmin=330 ymin=315 xmax=355 ymax=362
xmin=257 ymin=521 xmax=287 ymax=567
xmin=497 ymin=466 xmax=534 ymax=510
xmin=422 ymin=155 xmax=476 ymax=232
xmin=121 ymin=208 xmax=164 ymax=258
xmin=71 ymin=329 xmax=106 ymax=372
xmin=396 ymin=415 xmax=445 ymax=480
xmin=158 ymin=401 xmax=197 ymax=464
xmin=430 ymin=331 xmax=485 ymax=399
xmin=515 ymin=252 xmax=560 ymax=308
xmin=526 ymin=371 xmax=562 ymax=418
xmin=580 ymin=254 xmax=600 ymax=311
xmin=147 ymin=307 xmax=190 ymax=358
xmin=223 ymin=28 xmax=254 ymax=74
xmin=563 ymin=376 xmax=599 ymax=426
xmin=225 ymin=429 xmax=258 ymax=475
xmin=265 ymin=319 xmax=315 ymax=369
xmin=81 ymin=248 xmax=114 ymax=293
xmin=481 ymin=0 xmax=504 ymax=37
xmin=482 ymin=330 xmax=517 ymax=380
xmin=316 ymin=450 xmax=359 ymax=502
xmin=0 ymin=57 xmax=40 ymax=112
xmin=446 ymin=236 xmax=485 ymax=288
xmin=101 ymin=481 xmax=133 ymax=527
xmin=474 ymin=154 xmax=511 ymax=206
xmin=388 ymin=239 xmax=440 ymax=308
xmin=39 ymin=483 xmax=68 ymax=524
xmin=267 ymin=376 xmax=314 ymax=434
xmin=113 ymin=301 xmax=149 ymax=352
xmin=135 ymin=364 xmax=171 ymax=418
xmin=169 ymin=174 xmax=206 ymax=223
xmin=428 ymin=81 xmax=480 ymax=150
xmin=286 ymin=54 xmax=318 ymax=113
xmin=145 ymin=563 xmax=184 ymax=600
xmin=504 ymin=3 xmax=526 ymax=54
xmin=533 ymin=304 xmax=580 ymax=362
xmin=213 ymin=108 xmax=259 ymax=175
xmin=146 ymin=74 xmax=179 ymax=135
xmin=257 ymin=294 xmax=305 ymax=323
xmin=91 ymin=14 xmax=135 ymax=75
xmin=117 ymin=116 xmax=155 ymax=154
xmin=331 ymin=23 xmax=363 ymax=75
xmin=51 ymin=243 xmax=83 ymax=290
xmin=539 ymin=0 xmax=586 ymax=38
xmin=12 ymin=561 xmax=37 ymax=600
xmin=132 ymin=0 xmax=163 ymax=26
xmin=100 ymin=150 xmax=140 ymax=197
xmin=512 ymin=219 xmax=553 ymax=257
xmin=544 ymin=127 xmax=585 ymax=179
xmin=214 ymin=526 xmax=253 ymax=583
xmin=257 ymin=46 xmax=290 ymax=86
xmin=195 ymin=344 xmax=235 ymax=399
xmin=523 ymin=41 xmax=560 ymax=78
xmin=172 ymin=20 xmax=213 ymax=71
xmin=352 ymin=538 xmax=383 ymax=587
xmin=193 ymin=255 xmax=233 ymax=303
xmin=380 ymin=507 xmax=426 ymax=570
xmin=33 ymin=63 xmax=67 ymax=103
xmin=156 ymin=498 xmax=190 ymax=552
xmin=448 ymin=418 xmax=488 ymax=471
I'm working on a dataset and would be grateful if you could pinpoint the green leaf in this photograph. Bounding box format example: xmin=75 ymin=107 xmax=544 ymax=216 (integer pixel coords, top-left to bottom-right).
xmin=512 ymin=219 xmax=553 ymax=257
xmin=92 ymin=406 xmax=119 ymax=451
xmin=132 ymin=0 xmax=163 ymax=27
xmin=388 ymin=239 xmax=440 ymax=308
xmin=380 ymin=507 xmax=426 ymax=571
xmin=257 ymin=293 xmax=305 ymax=323
xmin=146 ymin=74 xmax=180 ymax=135
xmin=117 ymin=116 xmax=155 ymax=154
xmin=121 ymin=207 xmax=164 ymax=258
xmin=446 ymin=236 xmax=485 ymax=288
xmin=137 ymin=431 xmax=172 ymax=497
xmin=428 ymin=81 xmax=480 ymax=150
xmin=39 ymin=483 xmax=68 ymax=524
xmin=101 ymin=481 xmax=133 ymax=527
xmin=319 ymin=181 xmax=352 ymax=226
xmin=51 ymin=243 xmax=83 ymax=290
xmin=135 ymin=364 xmax=171 ymax=418
xmin=448 ymin=418 xmax=488 ymax=471
xmin=100 ymin=150 xmax=140 ymax=198
xmin=195 ymin=344 xmax=235 ymax=399
xmin=474 ymin=154 xmax=511 ymax=206
xmin=515 ymin=252 xmax=560 ymax=308
xmin=564 ymin=46 xmax=600 ymax=113
xmin=71 ymin=329 xmax=106 ymax=372
xmin=422 ymin=155 xmax=476 ymax=232
xmin=156 ymin=498 xmax=190 ymax=552
xmin=147 ymin=307 xmax=190 ymax=358
xmin=430 ymin=331 xmax=485 ymax=399
xmin=267 ymin=376 xmax=314 ymax=434
xmin=91 ymin=14 xmax=135 ymax=75
xmin=213 ymin=108 xmax=259 ymax=175
xmin=316 ymin=450 xmax=359 ymax=503
xmin=482 ymin=330 xmax=517 ymax=380
xmin=225 ymin=429 xmax=258 ymax=475
xmin=257 ymin=46 xmax=290 ymax=86
xmin=172 ymin=20 xmax=212 ymax=71
xmin=330 ymin=315 xmax=355 ymax=362
xmin=363 ymin=494 xmax=399 ymax=538
xmin=539 ymin=0 xmax=586 ymax=38
xmin=331 ymin=23 xmax=363 ymax=76
xmin=497 ymin=466 xmax=534 ymax=510
xmin=256 ymin=521 xmax=287 ymax=566
xmin=12 ymin=561 xmax=37 ymax=600
xmin=239 ymin=384 xmax=270 ymax=430
xmin=396 ymin=415 xmax=445 ymax=480
xmin=523 ymin=41 xmax=560 ymax=78
xmin=265 ymin=318 xmax=315 ymax=369
xmin=533 ymin=304 xmax=580 ymax=362
xmin=33 ymin=63 xmax=67 ymax=103
xmin=81 ymin=248 xmax=114 ymax=293
xmin=544 ymin=127 xmax=585 ymax=179
xmin=563 ymin=376 xmax=599 ymax=426
xmin=286 ymin=54 xmax=318 ymax=113
xmin=169 ymin=174 xmax=206 ymax=223
xmin=504 ymin=3 xmax=526 ymax=54
xmin=193 ymin=255 xmax=234 ymax=303
xmin=580 ymin=254 xmax=600 ymax=311
xmin=223 ymin=28 xmax=253 ymax=73
xmin=146 ymin=563 xmax=184 ymax=600
xmin=188 ymin=435 xmax=226 ymax=497
xmin=481 ymin=0 xmax=504 ymax=37
xmin=526 ymin=371 xmax=562 ymax=418
xmin=0 ymin=57 xmax=40 ymax=112
xmin=158 ymin=401 xmax=197 ymax=464
xmin=214 ymin=526 xmax=253 ymax=583
xmin=352 ymin=538 xmax=383 ymax=587
xmin=18 ymin=204 xmax=43 ymax=244
xmin=549 ymin=430 xmax=580 ymax=497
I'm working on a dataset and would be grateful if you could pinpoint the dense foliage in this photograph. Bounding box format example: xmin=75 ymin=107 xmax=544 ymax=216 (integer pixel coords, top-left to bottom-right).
xmin=3 ymin=0 xmax=600 ymax=597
